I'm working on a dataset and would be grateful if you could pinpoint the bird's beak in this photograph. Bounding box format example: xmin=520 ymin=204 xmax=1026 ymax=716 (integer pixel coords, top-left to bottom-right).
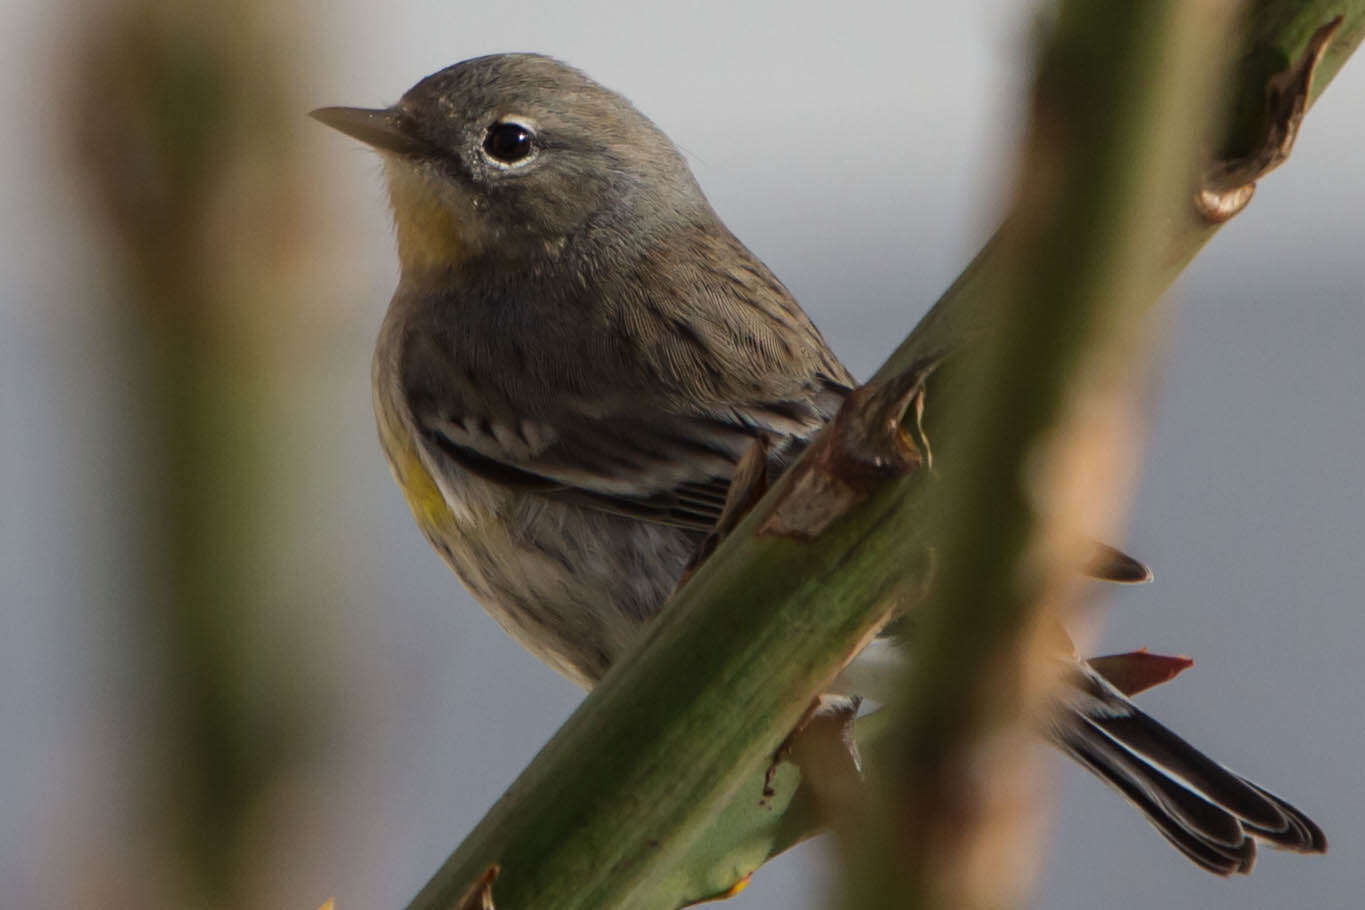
xmin=309 ymin=106 xmax=430 ymax=156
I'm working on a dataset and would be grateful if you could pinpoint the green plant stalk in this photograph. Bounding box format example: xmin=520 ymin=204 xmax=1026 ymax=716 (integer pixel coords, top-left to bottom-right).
xmin=843 ymin=2 xmax=1236 ymax=908
xmin=407 ymin=2 xmax=1363 ymax=907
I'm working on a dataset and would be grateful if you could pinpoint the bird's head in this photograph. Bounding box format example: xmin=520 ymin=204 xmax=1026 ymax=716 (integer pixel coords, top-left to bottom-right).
xmin=313 ymin=53 xmax=708 ymax=274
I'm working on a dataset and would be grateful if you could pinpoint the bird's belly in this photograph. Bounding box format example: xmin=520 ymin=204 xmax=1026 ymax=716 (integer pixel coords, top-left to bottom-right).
xmin=407 ymin=455 xmax=699 ymax=687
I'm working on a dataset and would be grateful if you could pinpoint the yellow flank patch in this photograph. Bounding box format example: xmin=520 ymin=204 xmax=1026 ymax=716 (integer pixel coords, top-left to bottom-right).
xmin=376 ymin=402 xmax=456 ymax=533
xmin=394 ymin=442 xmax=455 ymax=531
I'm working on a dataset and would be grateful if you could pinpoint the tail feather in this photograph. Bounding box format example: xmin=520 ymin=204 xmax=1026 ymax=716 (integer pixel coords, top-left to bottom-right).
xmin=837 ymin=644 xmax=1326 ymax=873
xmin=1085 ymin=704 xmax=1288 ymax=831
xmin=1054 ymin=663 xmax=1326 ymax=874
xmin=1059 ymin=722 xmax=1256 ymax=874
xmin=1236 ymin=776 xmax=1329 ymax=851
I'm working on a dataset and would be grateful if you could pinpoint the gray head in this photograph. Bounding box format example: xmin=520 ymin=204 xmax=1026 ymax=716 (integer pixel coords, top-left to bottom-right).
xmin=313 ymin=54 xmax=711 ymax=272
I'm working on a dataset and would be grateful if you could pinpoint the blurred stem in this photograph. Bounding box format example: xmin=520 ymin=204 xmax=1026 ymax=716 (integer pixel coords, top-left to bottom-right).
xmin=842 ymin=2 xmax=1234 ymax=908
xmin=72 ymin=2 xmax=316 ymax=905
xmin=406 ymin=3 xmax=1363 ymax=909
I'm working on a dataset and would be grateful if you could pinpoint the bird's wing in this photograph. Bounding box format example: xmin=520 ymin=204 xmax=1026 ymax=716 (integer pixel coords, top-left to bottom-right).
xmin=392 ymin=223 xmax=857 ymax=531
xmin=409 ymin=377 xmax=849 ymax=531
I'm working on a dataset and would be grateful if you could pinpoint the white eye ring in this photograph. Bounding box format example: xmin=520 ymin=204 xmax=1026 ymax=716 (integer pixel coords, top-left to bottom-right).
xmin=480 ymin=117 xmax=539 ymax=169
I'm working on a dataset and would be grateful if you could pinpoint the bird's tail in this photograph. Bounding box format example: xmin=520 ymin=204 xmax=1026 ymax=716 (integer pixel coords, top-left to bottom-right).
xmin=1052 ymin=663 xmax=1327 ymax=874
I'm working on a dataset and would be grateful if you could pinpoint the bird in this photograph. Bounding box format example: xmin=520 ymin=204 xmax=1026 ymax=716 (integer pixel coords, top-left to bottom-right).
xmin=312 ymin=52 xmax=1326 ymax=874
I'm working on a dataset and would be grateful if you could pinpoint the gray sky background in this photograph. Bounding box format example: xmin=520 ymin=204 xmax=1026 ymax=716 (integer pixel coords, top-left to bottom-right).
xmin=3 ymin=1 xmax=1363 ymax=908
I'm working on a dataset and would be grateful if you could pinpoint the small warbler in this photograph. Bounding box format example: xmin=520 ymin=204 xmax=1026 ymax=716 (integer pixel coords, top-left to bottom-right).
xmin=313 ymin=53 xmax=1324 ymax=873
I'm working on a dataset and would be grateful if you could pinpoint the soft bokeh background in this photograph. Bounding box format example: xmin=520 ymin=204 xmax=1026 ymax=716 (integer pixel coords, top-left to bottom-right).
xmin=3 ymin=1 xmax=1361 ymax=908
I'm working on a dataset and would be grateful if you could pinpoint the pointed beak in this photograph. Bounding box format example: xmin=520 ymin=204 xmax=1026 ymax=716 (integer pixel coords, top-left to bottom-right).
xmin=309 ymin=106 xmax=430 ymax=156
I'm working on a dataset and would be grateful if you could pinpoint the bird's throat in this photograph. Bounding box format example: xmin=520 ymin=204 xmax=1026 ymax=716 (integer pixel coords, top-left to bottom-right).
xmin=384 ymin=160 xmax=473 ymax=272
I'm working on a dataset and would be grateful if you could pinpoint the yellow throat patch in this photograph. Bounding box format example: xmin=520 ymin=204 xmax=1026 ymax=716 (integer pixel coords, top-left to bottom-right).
xmin=384 ymin=159 xmax=473 ymax=272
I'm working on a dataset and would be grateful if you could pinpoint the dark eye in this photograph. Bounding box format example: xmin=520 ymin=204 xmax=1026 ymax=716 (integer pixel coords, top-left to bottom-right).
xmin=482 ymin=121 xmax=535 ymax=164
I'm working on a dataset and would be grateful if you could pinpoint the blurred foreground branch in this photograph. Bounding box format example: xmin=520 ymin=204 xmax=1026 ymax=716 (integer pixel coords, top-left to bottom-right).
xmin=70 ymin=2 xmax=327 ymax=906
xmin=839 ymin=2 xmax=1235 ymax=908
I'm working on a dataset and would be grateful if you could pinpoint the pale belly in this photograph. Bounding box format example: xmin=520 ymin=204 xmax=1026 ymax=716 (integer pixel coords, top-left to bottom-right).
xmin=381 ymin=413 xmax=700 ymax=686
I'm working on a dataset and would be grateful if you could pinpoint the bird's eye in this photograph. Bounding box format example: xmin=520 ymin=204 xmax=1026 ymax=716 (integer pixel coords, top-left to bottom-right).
xmin=482 ymin=121 xmax=536 ymax=165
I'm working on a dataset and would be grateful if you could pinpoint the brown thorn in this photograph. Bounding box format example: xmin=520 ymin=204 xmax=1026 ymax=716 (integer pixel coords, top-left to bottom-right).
xmin=763 ymin=694 xmax=863 ymax=801
xmin=1083 ymin=540 xmax=1154 ymax=584
xmin=763 ymin=696 xmax=821 ymax=800
xmin=1088 ymin=649 xmax=1194 ymax=697
xmin=450 ymin=864 xmax=499 ymax=910
xmin=677 ymin=437 xmax=770 ymax=587
xmin=759 ymin=356 xmax=941 ymax=540
xmin=1195 ymin=183 xmax=1256 ymax=224
xmin=1196 ymin=16 xmax=1343 ymax=222
xmin=719 ymin=436 xmax=771 ymax=531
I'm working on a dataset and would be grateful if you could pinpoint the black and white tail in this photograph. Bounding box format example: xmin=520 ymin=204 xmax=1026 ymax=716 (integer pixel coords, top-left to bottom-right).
xmin=1052 ymin=663 xmax=1327 ymax=874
